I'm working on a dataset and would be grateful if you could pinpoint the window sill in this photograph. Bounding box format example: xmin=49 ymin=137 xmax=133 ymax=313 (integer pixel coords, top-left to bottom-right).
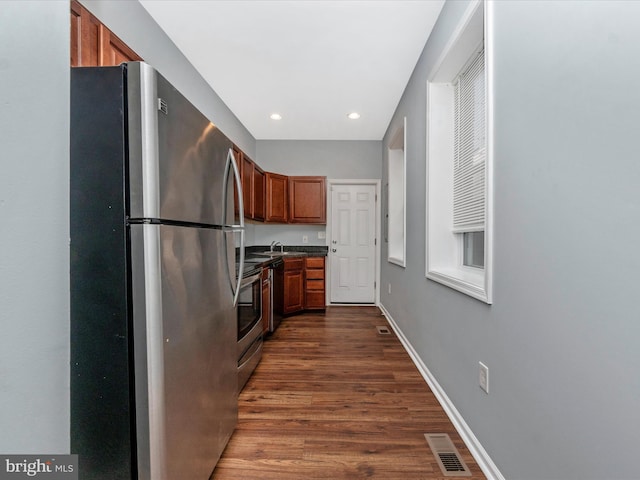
xmin=388 ymin=256 xmax=406 ymax=268
xmin=426 ymin=267 xmax=489 ymax=303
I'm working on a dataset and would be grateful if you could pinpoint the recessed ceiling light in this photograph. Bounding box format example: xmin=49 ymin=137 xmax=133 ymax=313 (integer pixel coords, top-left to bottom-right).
xmin=270 ymin=113 xmax=282 ymax=120
xmin=347 ymin=112 xmax=361 ymax=120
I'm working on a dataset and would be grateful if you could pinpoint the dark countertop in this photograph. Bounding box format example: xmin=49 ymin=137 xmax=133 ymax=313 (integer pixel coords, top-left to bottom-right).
xmin=239 ymin=245 xmax=328 ymax=277
xmin=246 ymin=245 xmax=328 ymax=257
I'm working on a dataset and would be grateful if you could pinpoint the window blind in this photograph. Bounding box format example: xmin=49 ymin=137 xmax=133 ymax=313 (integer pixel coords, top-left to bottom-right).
xmin=453 ymin=49 xmax=485 ymax=233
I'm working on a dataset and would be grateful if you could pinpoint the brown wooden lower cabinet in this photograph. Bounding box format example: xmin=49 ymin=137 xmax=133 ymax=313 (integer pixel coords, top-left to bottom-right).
xmin=281 ymin=258 xmax=304 ymax=315
xmin=275 ymin=256 xmax=326 ymax=316
xmin=304 ymin=256 xmax=326 ymax=310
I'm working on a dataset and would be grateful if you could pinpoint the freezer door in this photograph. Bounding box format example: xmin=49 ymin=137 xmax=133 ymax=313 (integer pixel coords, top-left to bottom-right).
xmin=127 ymin=62 xmax=236 ymax=226
xmin=130 ymin=223 xmax=238 ymax=480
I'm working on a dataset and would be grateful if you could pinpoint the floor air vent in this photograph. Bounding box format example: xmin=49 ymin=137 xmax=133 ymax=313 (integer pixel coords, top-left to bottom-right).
xmin=376 ymin=325 xmax=390 ymax=335
xmin=424 ymin=433 xmax=471 ymax=477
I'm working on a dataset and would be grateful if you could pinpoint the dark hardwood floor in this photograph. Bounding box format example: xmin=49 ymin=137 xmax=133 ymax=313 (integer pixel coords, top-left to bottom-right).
xmin=212 ymin=306 xmax=486 ymax=480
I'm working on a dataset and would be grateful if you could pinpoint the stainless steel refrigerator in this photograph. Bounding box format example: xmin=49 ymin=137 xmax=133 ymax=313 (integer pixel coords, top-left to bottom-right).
xmin=70 ymin=62 xmax=246 ymax=479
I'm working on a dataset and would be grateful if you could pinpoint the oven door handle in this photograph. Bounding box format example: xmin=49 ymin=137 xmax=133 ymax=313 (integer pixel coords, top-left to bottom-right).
xmin=240 ymin=272 xmax=262 ymax=288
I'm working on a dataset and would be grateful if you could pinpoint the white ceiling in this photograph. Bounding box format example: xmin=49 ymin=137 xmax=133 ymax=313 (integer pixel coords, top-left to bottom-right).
xmin=138 ymin=0 xmax=445 ymax=141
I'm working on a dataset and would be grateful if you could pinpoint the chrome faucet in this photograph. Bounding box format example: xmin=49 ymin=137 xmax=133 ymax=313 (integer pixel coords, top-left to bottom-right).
xmin=270 ymin=241 xmax=284 ymax=253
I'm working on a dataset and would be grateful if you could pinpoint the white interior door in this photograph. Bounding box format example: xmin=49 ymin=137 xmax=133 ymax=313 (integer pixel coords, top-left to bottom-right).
xmin=330 ymin=184 xmax=376 ymax=303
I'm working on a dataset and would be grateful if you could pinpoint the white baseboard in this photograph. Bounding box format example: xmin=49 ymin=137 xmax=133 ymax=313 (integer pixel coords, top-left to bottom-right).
xmin=378 ymin=303 xmax=505 ymax=480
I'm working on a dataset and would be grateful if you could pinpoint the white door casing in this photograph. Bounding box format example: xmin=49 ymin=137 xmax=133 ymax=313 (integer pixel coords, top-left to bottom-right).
xmin=329 ymin=183 xmax=377 ymax=303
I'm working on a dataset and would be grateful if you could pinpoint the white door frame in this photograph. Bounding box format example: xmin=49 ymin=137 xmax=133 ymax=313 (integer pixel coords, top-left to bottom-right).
xmin=326 ymin=179 xmax=381 ymax=306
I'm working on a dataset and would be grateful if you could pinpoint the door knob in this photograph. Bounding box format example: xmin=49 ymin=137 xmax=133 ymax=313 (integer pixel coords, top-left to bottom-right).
xmin=332 ymin=248 xmax=337 ymax=253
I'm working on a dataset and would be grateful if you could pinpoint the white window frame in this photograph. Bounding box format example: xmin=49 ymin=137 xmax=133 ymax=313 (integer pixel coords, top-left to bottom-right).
xmin=425 ymin=0 xmax=493 ymax=304
xmin=387 ymin=117 xmax=407 ymax=267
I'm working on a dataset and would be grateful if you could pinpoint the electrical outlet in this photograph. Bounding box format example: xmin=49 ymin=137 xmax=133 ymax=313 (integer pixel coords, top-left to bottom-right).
xmin=388 ymin=283 xmax=391 ymax=294
xmin=479 ymin=362 xmax=489 ymax=394
xmin=302 ymin=235 xmax=308 ymax=244
xmin=318 ymin=231 xmax=326 ymax=239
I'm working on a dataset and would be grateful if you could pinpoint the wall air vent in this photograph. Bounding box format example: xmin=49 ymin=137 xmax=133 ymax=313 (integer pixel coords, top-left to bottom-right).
xmin=157 ymin=98 xmax=168 ymax=115
xmin=424 ymin=433 xmax=472 ymax=477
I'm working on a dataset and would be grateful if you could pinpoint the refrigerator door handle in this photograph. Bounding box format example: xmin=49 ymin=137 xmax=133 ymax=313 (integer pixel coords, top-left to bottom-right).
xmin=223 ymin=148 xmax=245 ymax=307
xmin=233 ymin=228 xmax=244 ymax=307
xmin=223 ymin=148 xmax=244 ymax=229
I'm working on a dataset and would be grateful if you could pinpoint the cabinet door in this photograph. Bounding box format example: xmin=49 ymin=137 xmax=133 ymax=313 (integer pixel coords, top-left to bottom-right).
xmin=283 ymin=270 xmax=304 ymax=314
xmin=70 ymin=1 xmax=83 ymax=66
xmin=288 ymin=176 xmax=326 ymax=224
xmin=265 ymin=172 xmax=288 ymax=223
xmin=253 ymin=165 xmax=266 ymax=221
xmin=71 ymin=1 xmax=101 ymax=67
xmin=70 ymin=1 xmax=141 ymax=67
xmin=241 ymin=155 xmax=254 ymax=219
xmin=100 ymin=29 xmax=142 ymax=66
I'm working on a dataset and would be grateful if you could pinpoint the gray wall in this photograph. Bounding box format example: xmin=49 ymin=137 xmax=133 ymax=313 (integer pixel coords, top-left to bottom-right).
xmin=256 ymin=140 xmax=382 ymax=178
xmin=0 ymin=1 xmax=70 ymax=452
xmin=249 ymin=223 xmax=328 ymax=248
xmin=253 ymin=140 xmax=382 ymax=246
xmin=380 ymin=1 xmax=640 ymax=479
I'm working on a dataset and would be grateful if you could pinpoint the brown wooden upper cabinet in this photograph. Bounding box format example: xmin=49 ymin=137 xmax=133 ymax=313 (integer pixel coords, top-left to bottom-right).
xmin=70 ymin=1 xmax=142 ymax=67
xmin=265 ymin=172 xmax=288 ymax=223
xmin=252 ymin=163 xmax=266 ymax=222
xmin=239 ymin=154 xmax=265 ymax=221
xmin=288 ymin=176 xmax=326 ymax=224
xmin=241 ymin=154 xmax=253 ymax=219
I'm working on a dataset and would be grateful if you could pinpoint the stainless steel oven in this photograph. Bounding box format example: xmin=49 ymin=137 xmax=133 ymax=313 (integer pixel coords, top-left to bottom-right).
xmin=237 ymin=269 xmax=263 ymax=390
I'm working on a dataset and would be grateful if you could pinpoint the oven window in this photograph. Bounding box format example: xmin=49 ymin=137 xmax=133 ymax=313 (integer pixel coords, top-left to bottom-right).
xmin=237 ymin=277 xmax=262 ymax=341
